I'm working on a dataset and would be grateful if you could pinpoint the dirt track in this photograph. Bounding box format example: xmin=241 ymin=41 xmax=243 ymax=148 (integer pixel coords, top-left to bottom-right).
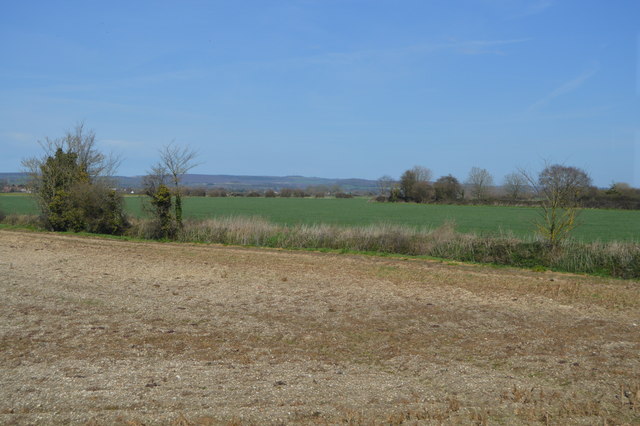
xmin=1 ymin=230 xmax=639 ymax=424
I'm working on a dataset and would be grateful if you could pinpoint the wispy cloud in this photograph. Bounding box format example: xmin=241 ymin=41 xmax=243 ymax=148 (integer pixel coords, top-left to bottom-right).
xmin=528 ymin=68 xmax=599 ymax=112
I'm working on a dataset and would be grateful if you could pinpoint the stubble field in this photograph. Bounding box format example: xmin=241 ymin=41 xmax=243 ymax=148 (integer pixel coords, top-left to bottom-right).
xmin=1 ymin=229 xmax=639 ymax=424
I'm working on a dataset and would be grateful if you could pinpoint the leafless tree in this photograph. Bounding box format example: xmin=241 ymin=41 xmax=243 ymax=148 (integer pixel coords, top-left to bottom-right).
xmin=157 ymin=142 xmax=200 ymax=227
xmin=466 ymin=167 xmax=494 ymax=200
xmin=503 ymin=172 xmax=528 ymax=200
xmin=521 ymin=163 xmax=591 ymax=246
xmin=376 ymin=175 xmax=394 ymax=197
xmin=410 ymin=165 xmax=433 ymax=183
xmin=142 ymin=164 xmax=169 ymax=199
xmin=22 ymin=122 xmax=120 ymax=184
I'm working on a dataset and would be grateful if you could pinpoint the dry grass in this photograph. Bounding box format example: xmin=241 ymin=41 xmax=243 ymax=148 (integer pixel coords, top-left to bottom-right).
xmin=0 ymin=213 xmax=41 ymax=228
xmin=0 ymin=229 xmax=639 ymax=424
xmin=126 ymin=217 xmax=640 ymax=278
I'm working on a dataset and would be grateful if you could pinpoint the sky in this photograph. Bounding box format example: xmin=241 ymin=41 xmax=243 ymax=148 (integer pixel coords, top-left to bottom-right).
xmin=1 ymin=0 xmax=638 ymax=187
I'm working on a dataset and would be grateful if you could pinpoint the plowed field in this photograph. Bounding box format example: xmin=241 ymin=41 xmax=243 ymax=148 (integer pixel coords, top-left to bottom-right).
xmin=1 ymin=230 xmax=638 ymax=424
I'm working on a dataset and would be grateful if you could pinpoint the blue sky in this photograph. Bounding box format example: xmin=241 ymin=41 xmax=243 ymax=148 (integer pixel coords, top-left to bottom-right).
xmin=1 ymin=0 xmax=638 ymax=186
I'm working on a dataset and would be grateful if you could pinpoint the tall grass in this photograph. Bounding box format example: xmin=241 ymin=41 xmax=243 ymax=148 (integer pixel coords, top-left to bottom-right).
xmin=0 ymin=213 xmax=42 ymax=228
xmin=126 ymin=217 xmax=640 ymax=279
xmin=1 ymin=211 xmax=637 ymax=278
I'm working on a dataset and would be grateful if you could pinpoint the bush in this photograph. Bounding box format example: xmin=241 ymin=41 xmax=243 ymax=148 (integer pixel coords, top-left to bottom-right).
xmin=206 ymin=188 xmax=227 ymax=197
xmin=265 ymin=189 xmax=276 ymax=198
xmin=279 ymin=188 xmax=293 ymax=198
xmin=67 ymin=182 xmax=129 ymax=235
xmin=186 ymin=187 xmax=206 ymax=197
xmin=146 ymin=184 xmax=175 ymax=239
xmin=335 ymin=192 xmax=354 ymax=199
xmin=42 ymin=183 xmax=128 ymax=235
xmin=24 ymin=124 xmax=127 ymax=235
xmin=409 ymin=181 xmax=434 ymax=203
xmin=434 ymin=175 xmax=463 ymax=201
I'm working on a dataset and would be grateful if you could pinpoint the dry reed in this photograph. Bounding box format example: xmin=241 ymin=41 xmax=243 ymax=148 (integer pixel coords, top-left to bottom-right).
xmin=125 ymin=217 xmax=640 ymax=278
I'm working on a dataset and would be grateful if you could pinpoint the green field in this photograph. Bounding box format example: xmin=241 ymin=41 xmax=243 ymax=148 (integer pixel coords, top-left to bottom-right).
xmin=1 ymin=193 xmax=638 ymax=242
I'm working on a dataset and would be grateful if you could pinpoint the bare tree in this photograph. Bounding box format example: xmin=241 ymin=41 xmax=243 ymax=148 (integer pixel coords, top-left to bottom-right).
xmin=157 ymin=143 xmax=199 ymax=227
xmin=410 ymin=165 xmax=433 ymax=183
xmin=466 ymin=167 xmax=494 ymax=200
xmin=503 ymin=172 xmax=528 ymax=200
xmin=521 ymin=163 xmax=591 ymax=246
xmin=376 ymin=175 xmax=394 ymax=198
xmin=23 ymin=122 xmax=120 ymax=184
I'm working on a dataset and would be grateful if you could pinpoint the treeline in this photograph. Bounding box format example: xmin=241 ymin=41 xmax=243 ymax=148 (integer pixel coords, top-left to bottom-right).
xmin=375 ymin=165 xmax=640 ymax=210
xmin=5 ymin=123 xmax=640 ymax=278
xmin=182 ymin=186 xmax=354 ymax=199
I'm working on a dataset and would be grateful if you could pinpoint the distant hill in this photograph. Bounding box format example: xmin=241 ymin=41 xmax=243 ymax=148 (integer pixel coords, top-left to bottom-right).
xmin=0 ymin=173 xmax=29 ymax=185
xmin=1 ymin=172 xmax=379 ymax=193
xmin=119 ymin=174 xmax=379 ymax=192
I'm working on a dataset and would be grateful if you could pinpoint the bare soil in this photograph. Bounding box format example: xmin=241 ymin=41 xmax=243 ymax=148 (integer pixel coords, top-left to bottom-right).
xmin=1 ymin=230 xmax=639 ymax=425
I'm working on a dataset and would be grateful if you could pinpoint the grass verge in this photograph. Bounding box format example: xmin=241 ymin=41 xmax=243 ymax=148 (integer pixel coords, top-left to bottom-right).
xmin=3 ymin=213 xmax=639 ymax=279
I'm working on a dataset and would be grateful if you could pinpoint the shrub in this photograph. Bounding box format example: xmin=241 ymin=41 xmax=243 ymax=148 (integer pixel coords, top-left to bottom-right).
xmin=265 ymin=189 xmax=276 ymax=198
xmin=206 ymin=188 xmax=227 ymax=197
xmin=279 ymin=188 xmax=293 ymax=198
xmin=186 ymin=187 xmax=206 ymax=197
xmin=409 ymin=181 xmax=434 ymax=203
xmin=67 ymin=182 xmax=129 ymax=235
xmin=147 ymin=184 xmax=175 ymax=239
xmin=23 ymin=124 xmax=127 ymax=235
xmin=434 ymin=175 xmax=463 ymax=201
xmin=335 ymin=192 xmax=354 ymax=199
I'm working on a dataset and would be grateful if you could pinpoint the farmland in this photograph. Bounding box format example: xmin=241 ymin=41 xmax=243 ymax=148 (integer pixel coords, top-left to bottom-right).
xmin=1 ymin=230 xmax=638 ymax=424
xmin=2 ymin=193 xmax=639 ymax=242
